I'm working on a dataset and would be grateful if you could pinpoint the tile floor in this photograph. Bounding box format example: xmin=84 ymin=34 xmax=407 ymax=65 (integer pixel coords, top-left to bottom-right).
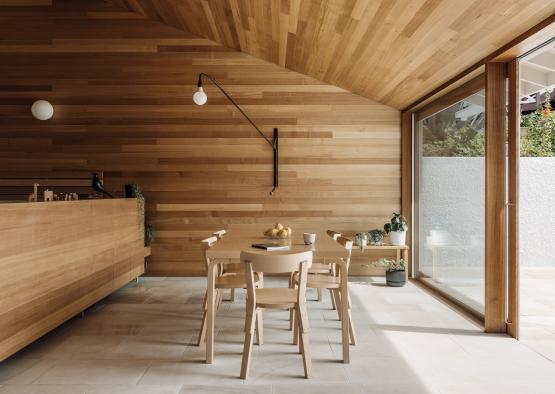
xmin=1 ymin=276 xmax=555 ymax=393
xmin=520 ymin=267 xmax=555 ymax=362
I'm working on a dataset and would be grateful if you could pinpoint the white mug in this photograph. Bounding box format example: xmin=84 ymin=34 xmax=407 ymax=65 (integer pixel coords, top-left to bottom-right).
xmin=303 ymin=232 xmax=316 ymax=245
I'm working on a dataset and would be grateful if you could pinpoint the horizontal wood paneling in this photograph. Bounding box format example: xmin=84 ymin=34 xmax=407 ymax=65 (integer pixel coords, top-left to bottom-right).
xmin=110 ymin=0 xmax=555 ymax=109
xmin=0 ymin=0 xmax=401 ymax=276
xmin=0 ymin=199 xmax=145 ymax=361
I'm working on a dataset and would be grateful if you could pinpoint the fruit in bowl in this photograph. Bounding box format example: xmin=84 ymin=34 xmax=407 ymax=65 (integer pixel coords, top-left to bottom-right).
xmin=264 ymin=223 xmax=292 ymax=239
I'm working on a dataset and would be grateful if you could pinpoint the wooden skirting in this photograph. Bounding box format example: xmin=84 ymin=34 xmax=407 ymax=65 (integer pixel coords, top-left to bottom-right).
xmin=0 ymin=199 xmax=145 ymax=361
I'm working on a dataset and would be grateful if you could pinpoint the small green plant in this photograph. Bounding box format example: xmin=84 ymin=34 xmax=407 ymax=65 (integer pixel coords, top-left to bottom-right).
xmin=127 ymin=183 xmax=155 ymax=247
xmin=368 ymin=229 xmax=385 ymax=245
xmin=372 ymin=258 xmax=405 ymax=272
xmin=144 ymin=222 xmax=155 ymax=247
xmin=355 ymin=232 xmax=368 ymax=251
xmin=384 ymin=212 xmax=407 ymax=234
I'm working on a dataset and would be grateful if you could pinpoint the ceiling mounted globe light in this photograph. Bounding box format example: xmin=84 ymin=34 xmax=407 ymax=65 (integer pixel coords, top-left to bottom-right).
xmin=31 ymin=100 xmax=54 ymax=120
xmin=193 ymin=86 xmax=208 ymax=105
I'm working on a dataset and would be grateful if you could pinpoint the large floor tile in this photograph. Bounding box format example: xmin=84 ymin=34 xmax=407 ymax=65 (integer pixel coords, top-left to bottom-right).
xmin=2 ymin=277 xmax=555 ymax=394
xmin=32 ymin=360 xmax=151 ymax=384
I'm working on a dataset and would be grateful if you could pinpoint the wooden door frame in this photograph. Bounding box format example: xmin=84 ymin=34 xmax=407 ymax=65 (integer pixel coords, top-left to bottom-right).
xmin=507 ymin=59 xmax=520 ymax=339
xmin=409 ymin=76 xmax=487 ymax=323
xmin=401 ymin=16 xmax=554 ymax=336
xmin=484 ymin=62 xmax=507 ymax=333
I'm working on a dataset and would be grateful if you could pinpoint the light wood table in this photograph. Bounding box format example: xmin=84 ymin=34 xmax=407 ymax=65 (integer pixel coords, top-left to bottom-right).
xmin=205 ymin=231 xmax=350 ymax=364
xmin=353 ymin=244 xmax=410 ymax=280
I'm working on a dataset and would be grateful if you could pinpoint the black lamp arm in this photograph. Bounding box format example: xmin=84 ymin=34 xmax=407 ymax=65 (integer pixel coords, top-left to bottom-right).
xmin=197 ymin=73 xmax=274 ymax=148
xmin=197 ymin=73 xmax=279 ymax=195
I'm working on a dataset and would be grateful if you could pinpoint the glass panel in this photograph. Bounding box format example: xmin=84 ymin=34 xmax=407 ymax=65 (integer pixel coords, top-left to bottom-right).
xmin=417 ymin=90 xmax=486 ymax=314
xmin=519 ymin=44 xmax=555 ymax=343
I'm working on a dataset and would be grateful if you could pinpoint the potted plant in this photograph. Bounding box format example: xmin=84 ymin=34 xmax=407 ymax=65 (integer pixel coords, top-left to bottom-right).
xmin=374 ymin=258 xmax=406 ymax=287
xmin=355 ymin=232 xmax=368 ymax=252
xmin=384 ymin=212 xmax=408 ymax=246
xmin=124 ymin=183 xmax=155 ymax=247
xmin=368 ymin=229 xmax=385 ymax=245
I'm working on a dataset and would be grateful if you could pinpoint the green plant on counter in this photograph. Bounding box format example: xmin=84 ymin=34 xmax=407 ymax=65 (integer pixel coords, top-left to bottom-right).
xmin=355 ymin=232 xmax=368 ymax=252
xmin=368 ymin=229 xmax=385 ymax=245
xmin=144 ymin=222 xmax=155 ymax=247
xmin=384 ymin=212 xmax=407 ymax=234
xmin=372 ymin=258 xmax=405 ymax=272
xmin=127 ymin=183 xmax=155 ymax=247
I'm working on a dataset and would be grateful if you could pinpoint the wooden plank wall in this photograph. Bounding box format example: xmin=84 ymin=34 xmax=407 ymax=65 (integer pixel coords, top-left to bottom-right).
xmin=0 ymin=0 xmax=401 ymax=276
xmin=0 ymin=170 xmax=101 ymax=202
xmin=0 ymin=199 xmax=145 ymax=361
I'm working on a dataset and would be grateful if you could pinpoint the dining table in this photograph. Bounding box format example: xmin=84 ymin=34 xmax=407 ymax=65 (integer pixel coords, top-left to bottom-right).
xmin=204 ymin=230 xmax=351 ymax=364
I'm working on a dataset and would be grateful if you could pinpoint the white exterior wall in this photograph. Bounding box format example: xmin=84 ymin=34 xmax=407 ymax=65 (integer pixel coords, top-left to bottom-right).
xmin=420 ymin=157 xmax=555 ymax=267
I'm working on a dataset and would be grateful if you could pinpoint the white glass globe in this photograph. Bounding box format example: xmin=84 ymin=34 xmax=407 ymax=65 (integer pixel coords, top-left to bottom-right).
xmin=193 ymin=87 xmax=208 ymax=105
xmin=31 ymin=100 xmax=54 ymax=120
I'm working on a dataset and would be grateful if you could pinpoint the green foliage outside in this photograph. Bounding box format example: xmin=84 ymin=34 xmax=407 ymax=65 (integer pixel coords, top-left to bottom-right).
xmin=520 ymin=94 xmax=554 ymax=157
xmin=422 ymin=91 xmax=554 ymax=157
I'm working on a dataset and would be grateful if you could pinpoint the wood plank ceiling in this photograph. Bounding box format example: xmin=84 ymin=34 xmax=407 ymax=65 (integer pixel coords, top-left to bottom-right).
xmin=108 ymin=0 xmax=555 ymax=109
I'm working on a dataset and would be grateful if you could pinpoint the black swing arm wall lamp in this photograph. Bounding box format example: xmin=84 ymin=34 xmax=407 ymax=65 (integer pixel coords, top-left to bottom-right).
xmin=193 ymin=73 xmax=278 ymax=195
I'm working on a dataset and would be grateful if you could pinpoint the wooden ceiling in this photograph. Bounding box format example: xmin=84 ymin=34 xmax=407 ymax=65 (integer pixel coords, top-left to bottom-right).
xmin=108 ymin=0 xmax=555 ymax=109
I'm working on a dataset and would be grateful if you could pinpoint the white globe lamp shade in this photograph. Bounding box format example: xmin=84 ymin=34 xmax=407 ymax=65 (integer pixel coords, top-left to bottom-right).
xmin=31 ymin=100 xmax=54 ymax=120
xmin=193 ymin=87 xmax=208 ymax=105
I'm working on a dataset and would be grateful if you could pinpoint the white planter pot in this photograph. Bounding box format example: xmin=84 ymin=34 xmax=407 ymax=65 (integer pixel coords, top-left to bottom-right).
xmin=389 ymin=230 xmax=406 ymax=246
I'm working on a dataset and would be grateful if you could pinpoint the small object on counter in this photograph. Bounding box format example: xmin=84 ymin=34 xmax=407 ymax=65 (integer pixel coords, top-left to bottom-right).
xmin=72 ymin=193 xmax=79 ymax=200
xmin=356 ymin=232 xmax=368 ymax=252
xmin=44 ymin=189 xmax=54 ymax=202
xmin=92 ymin=173 xmax=113 ymax=198
xmin=303 ymin=232 xmax=316 ymax=245
xmin=252 ymin=243 xmax=290 ymax=251
xmin=28 ymin=183 xmax=39 ymax=202
xmin=263 ymin=223 xmax=292 ymax=239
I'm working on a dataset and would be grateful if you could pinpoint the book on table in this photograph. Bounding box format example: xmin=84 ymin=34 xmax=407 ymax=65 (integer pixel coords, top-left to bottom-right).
xmin=251 ymin=243 xmax=290 ymax=251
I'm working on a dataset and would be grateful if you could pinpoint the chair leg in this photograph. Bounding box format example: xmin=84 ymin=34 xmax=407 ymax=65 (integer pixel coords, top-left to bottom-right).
xmin=317 ymin=288 xmax=323 ymax=302
xmin=240 ymin=305 xmax=256 ymax=380
xmin=230 ymin=288 xmax=236 ymax=302
xmin=197 ymin=291 xmax=208 ymax=346
xmin=329 ymin=289 xmax=336 ymax=310
xmin=215 ymin=289 xmax=223 ymax=311
xmin=296 ymin=305 xmax=312 ymax=379
xmin=348 ymin=308 xmax=357 ymax=345
xmin=332 ymin=289 xmax=342 ymax=320
xmin=346 ymin=292 xmax=357 ymax=345
xmin=293 ymin=308 xmax=299 ymax=345
xmin=288 ymin=274 xmax=296 ymax=331
xmin=255 ymin=308 xmax=264 ymax=345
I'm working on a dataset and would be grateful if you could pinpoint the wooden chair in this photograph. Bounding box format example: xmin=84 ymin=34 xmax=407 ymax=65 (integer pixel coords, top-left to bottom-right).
xmin=213 ymin=229 xmax=226 ymax=239
xmin=196 ymin=235 xmax=262 ymax=346
xmin=292 ymin=236 xmax=357 ymax=349
xmin=212 ymin=229 xmax=237 ymax=302
xmin=240 ymin=251 xmax=313 ymax=380
xmin=326 ymin=230 xmax=341 ymax=240
xmin=303 ymin=230 xmax=341 ymax=306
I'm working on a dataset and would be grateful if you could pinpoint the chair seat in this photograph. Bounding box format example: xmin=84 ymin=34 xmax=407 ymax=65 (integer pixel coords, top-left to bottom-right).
xmin=294 ymin=272 xmax=341 ymax=289
xmin=216 ymin=272 xmax=260 ymax=289
xmin=309 ymin=261 xmax=332 ymax=274
xmin=255 ymin=288 xmax=297 ymax=308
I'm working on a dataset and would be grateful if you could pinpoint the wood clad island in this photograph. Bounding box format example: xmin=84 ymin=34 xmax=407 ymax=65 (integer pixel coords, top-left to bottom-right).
xmin=0 ymin=199 xmax=146 ymax=361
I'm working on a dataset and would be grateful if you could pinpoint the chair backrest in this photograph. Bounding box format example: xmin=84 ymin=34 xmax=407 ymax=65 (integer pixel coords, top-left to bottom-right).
xmin=336 ymin=236 xmax=353 ymax=270
xmin=241 ymin=251 xmax=313 ymax=305
xmin=326 ymin=230 xmax=341 ymax=240
xmin=213 ymin=229 xmax=226 ymax=239
xmin=240 ymin=251 xmax=312 ymax=274
xmin=201 ymin=236 xmax=218 ymax=269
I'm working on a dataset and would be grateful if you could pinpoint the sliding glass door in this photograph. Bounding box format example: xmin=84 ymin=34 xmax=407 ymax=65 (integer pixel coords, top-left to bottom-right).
xmin=415 ymin=89 xmax=486 ymax=315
